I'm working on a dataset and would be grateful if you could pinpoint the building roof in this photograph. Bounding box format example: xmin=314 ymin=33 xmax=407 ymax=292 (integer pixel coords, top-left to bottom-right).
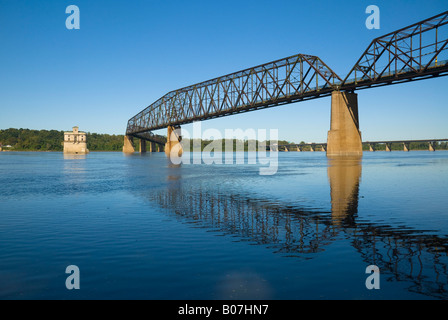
xmin=65 ymin=127 xmax=86 ymax=134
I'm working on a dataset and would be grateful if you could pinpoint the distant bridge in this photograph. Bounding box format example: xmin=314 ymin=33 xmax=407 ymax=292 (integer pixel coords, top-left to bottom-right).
xmin=274 ymin=139 xmax=448 ymax=152
xmin=123 ymin=11 xmax=448 ymax=157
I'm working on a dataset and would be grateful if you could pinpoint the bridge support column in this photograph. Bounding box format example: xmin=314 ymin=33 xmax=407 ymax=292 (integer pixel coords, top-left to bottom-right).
xmin=284 ymin=147 xmax=289 ymax=152
xmin=403 ymin=142 xmax=409 ymax=152
xmin=150 ymin=142 xmax=159 ymax=152
xmin=321 ymin=145 xmax=326 ymax=152
xmin=385 ymin=143 xmax=391 ymax=152
xmin=165 ymin=125 xmax=183 ymax=158
xmin=123 ymin=135 xmax=135 ymax=153
xmin=429 ymin=142 xmax=436 ymax=152
xmin=310 ymin=144 xmax=315 ymax=152
xmin=369 ymin=144 xmax=375 ymax=152
xmin=327 ymin=91 xmax=362 ymax=157
xmin=139 ymin=139 xmax=147 ymax=153
xmin=297 ymin=146 xmax=302 ymax=152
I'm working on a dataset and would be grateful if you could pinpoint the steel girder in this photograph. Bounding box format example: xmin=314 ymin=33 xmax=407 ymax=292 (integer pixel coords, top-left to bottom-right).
xmin=126 ymin=54 xmax=342 ymax=136
xmin=340 ymin=11 xmax=448 ymax=90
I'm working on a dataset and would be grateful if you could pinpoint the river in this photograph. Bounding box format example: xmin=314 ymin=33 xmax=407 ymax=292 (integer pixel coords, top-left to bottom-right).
xmin=0 ymin=151 xmax=447 ymax=299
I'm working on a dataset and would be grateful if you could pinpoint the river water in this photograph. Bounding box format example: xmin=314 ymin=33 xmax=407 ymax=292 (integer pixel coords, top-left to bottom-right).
xmin=0 ymin=151 xmax=447 ymax=300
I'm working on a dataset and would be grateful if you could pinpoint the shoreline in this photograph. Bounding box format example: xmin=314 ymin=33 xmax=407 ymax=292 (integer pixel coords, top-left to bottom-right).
xmin=0 ymin=150 xmax=123 ymax=153
xmin=2 ymin=149 xmax=448 ymax=153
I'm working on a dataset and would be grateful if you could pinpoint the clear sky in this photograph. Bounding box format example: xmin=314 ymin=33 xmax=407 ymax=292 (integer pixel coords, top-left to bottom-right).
xmin=0 ymin=0 xmax=447 ymax=142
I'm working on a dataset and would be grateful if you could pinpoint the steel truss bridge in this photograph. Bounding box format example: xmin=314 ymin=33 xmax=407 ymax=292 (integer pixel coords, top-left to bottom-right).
xmin=126 ymin=11 xmax=448 ymax=144
xmin=275 ymin=138 xmax=448 ymax=152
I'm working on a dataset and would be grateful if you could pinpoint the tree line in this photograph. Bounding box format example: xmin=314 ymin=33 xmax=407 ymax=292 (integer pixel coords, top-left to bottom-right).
xmin=0 ymin=128 xmax=125 ymax=151
xmin=180 ymin=139 xmax=292 ymax=152
xmin=0 ymin=128 xmax=294 ymax=152
xmin=2 ymin=128 xmax=445 ymax=152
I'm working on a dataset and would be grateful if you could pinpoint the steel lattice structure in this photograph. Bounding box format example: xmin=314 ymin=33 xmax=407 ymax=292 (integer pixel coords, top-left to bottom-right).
xmin=126 ymin=11 xmax=448 ymax=141
xmin=126 ymin=54 xmax=342 ymax=139
xmin=340 ymin=10 xmax=448 ymax=90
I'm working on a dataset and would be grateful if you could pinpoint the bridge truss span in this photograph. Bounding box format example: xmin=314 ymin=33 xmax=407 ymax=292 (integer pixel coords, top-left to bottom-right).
xmin=340 ymin=11 xmax=448 ymax=90
xmin=126 ymin=54 xmax=342 ymax=137
xmin=124 ymin=10 xmax=448 ymax=154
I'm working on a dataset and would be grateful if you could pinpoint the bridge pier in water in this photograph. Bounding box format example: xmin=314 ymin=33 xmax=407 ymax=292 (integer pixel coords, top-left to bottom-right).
xmin=429 ymin=142 xmax=436 ymax=152
xmin=165 ymin=125 xmax=183 ymax=158
xmin=123 ymin=136 xmax=164 ymax=153
xmin=139 ymin=139 xmax=147 ymax=153
xmin=403 ymin=142 xmax=410 ymax=152
xmin=140 ymin=140 xmax=164 ymax=153
xmin=123 ymin=135 xmax=135 ymax=153
xmin=326 ymin=91 xmax=363 ymax=157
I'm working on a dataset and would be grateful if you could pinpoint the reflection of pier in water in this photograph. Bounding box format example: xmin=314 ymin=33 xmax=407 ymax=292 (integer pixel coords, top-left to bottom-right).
xmin=143 ymin=158 xmax=448 ymax=299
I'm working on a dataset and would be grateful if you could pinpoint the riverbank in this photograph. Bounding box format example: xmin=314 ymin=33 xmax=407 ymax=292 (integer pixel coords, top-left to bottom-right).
xmin=0 ymin=128 xmax=125 ymax=152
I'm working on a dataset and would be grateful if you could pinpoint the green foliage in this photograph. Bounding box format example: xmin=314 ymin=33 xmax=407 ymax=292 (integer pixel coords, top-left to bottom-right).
xmin=0 ymin=128 xmax=63 ymax=151
xmin=86 ymin=132 xmax=124 ymax=151
xmin=181 ymin=138 xmax=291 ymax=152
xmin=2 ymin=128 xmax=445 ymax=152
xmin=0 ymin=128 xmax=125 ymax=152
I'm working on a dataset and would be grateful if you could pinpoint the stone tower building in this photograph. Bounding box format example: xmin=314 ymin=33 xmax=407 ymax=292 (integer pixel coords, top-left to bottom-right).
xmin=63 ymin=126 xmax=89 ymax=154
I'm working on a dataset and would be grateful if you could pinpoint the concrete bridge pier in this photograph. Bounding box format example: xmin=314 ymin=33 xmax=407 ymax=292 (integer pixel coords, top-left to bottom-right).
xmin=326 ymin=91 xmax=363 ymax=157
xmin=149 ymin=141 xmax=162 ymax=152
xmin=123 ymin=135 xmax=135 ymax=153
xmin=321 ymin=145 xmax=327 ymax=152
xmin=403 ymin=142 xmax=410 ymax=152
xmin=297 ymin=146 xmax=302 ymax=152
xmin=310 ymin=144 xmax=315 ymax=152
xmin=165 ymin=125 xmax=183 ymax=158
xmin=369 ymin=144 xmax=375 ymax=152
xmin=429 ymin=142 xmax=436 ymax=151
xmin=139 ymin=139 xmax=147 ymax=153
xmin=385 ymin=143 xmax=392 ymax=152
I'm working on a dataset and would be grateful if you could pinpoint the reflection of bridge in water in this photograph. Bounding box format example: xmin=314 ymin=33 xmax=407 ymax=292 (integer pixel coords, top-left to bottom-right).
xmin=140 ymin=158 xmax=448 ymax=299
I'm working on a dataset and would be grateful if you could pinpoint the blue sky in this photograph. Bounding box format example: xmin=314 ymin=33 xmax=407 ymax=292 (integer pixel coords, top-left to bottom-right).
xmin=0 ymin=0 xmax=447 ymax=142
